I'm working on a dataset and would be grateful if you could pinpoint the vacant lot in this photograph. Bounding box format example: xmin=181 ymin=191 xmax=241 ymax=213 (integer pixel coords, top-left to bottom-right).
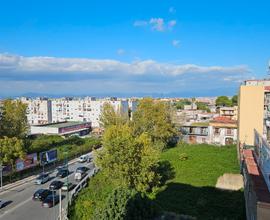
xmin=155 ymin=144 xmax=245 ymax=219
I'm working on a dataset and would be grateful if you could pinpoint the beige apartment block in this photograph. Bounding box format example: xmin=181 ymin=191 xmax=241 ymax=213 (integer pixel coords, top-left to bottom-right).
xmin=238 ymin=85 xmax=264 ymax=149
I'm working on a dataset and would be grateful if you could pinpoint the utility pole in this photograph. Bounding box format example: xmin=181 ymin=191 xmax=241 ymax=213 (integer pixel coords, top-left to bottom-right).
xmin=0 ymin=163 xmax=3 ymax=191
xmin=59 ymin=188 xmax=62 ymax=220
xmin=64 ymin=145 xmax=69 ymax=218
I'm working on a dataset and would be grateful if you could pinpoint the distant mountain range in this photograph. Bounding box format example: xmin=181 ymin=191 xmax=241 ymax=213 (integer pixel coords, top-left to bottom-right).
xmin=0 ymin=88 xmax=236 ymax=99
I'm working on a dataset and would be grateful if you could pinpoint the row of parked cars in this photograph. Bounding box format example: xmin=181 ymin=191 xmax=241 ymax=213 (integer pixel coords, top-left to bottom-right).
xmin=33 ymin=165 xmax=90 ymax=208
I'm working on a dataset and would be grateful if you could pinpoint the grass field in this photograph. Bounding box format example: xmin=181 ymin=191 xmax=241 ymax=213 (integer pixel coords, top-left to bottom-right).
xmin=155 ymin=144 xmax=245 ymax=219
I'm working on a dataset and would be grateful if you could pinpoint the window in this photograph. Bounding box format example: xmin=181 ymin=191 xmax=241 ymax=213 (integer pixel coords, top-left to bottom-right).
xmin=226 ymin=128 xmax=233 ymax=136
xmin=214 ymin=128 xmax=220 ymax=134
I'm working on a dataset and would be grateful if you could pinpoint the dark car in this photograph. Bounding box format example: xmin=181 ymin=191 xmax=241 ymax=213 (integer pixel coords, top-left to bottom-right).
xmin=76 ymin=166 xmax=89 ymax=174
xmin=56 ymin=169 xmax=69 ymax=178
xmin=33 ymin=189 xmax=53 ymax=201
xmin=49 ymin=180 xmax=64 ymax=190
xmin=42 ymin=194 xmax=60 ymax=208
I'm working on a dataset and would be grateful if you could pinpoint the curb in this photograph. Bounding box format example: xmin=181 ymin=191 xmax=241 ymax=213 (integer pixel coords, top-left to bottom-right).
xmin=0 ymin=158 xmax=79 ymax=194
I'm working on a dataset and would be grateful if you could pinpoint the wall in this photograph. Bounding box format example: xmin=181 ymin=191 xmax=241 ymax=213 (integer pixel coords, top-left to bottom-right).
xmin=238 ymin=86 xmax=264 ymax=147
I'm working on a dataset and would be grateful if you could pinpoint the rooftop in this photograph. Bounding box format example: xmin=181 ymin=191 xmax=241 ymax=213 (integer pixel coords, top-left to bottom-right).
xmin=211 ymin=116 xmax=237 ymax=124
xmin=243 ymin=149 xmax=270 ymax=204
xmin=32 ymin=121 xmax=90 ymax=128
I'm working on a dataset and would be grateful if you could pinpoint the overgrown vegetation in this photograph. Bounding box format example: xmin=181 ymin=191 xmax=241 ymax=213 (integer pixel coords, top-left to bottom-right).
xmin=154 ymin=144 xmax=245 ymax=219
xmin=69 ymin=142 xmax=244 ymax=219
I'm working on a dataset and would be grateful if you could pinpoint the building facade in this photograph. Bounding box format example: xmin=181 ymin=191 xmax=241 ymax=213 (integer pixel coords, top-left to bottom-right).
xmin=21 ymin=97 xmax=133 ymax=128
xmin=21 ymin=97 xmax=52 ymax=125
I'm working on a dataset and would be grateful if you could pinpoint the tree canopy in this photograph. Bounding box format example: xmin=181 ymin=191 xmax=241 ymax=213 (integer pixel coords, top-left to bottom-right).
xmin=95 ymin=124 xmax=161 ymax=193
xmin=100 ymin=102 xmax=128 ymax=129
xmin=215 ymin=95 xmax=238 ymax=107
xmin=0 ymin=99 xmax=28 ymax=138
xmin=215 ymin=96 xmax=232 ymax=107
xmin=0 ymin=136 xmax=25 ymax=167
xmin=231 ymin=95 xmax=238 ymax=106
xmin=94 ymin=187 xmax=159 ymax=220
xmin=196 ymin=101 xmax=210 ymax=112
xmin=174 ymin=99 xmax=191 ymax=110
xmin=132 ymin=98 xmax=176 ymax=148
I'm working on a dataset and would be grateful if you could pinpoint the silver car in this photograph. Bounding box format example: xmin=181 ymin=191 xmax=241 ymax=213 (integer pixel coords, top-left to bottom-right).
xmin=35 ymin=173 xmax=50 ymax=184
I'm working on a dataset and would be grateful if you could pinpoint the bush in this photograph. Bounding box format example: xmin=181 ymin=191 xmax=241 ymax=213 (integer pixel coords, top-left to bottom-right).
xmin=94 ymin=187 xmax=160 ymax=220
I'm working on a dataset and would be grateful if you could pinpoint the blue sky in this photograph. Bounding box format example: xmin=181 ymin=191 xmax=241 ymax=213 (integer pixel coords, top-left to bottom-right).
xmin=0 ymin=0 xmax=270 ymax=97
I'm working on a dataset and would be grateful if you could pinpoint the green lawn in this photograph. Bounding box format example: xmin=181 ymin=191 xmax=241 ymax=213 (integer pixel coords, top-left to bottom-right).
xmin=155 ymin=144 xmax=245 ymax=219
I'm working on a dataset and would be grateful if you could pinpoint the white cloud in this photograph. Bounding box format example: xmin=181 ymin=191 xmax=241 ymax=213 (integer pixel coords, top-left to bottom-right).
xmin=133 ymin=20 xmax=148 ymax=27
xmin=134 ymin=18 xmax=176 ymax=32
xmin=0 ymin=53 xmax=250 ymax=77
xmin=0 ymin=53 xmax=253 ymax=96
xmin=117 ymin=49 xmax=125 ymax=55
xmin=149 ymin=18 xmax=165 ymax=31
xmin=169 ymin=7 xmax=176 ymax=14
xmin=172 ymin=40 xmax=180 ymax=48
xmin=168 ymin=20 xmax=177 ymax=29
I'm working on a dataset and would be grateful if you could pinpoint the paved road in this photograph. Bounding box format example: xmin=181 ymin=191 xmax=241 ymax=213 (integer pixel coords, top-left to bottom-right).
xmin=0 ymin=154 xmax=95 ymax=220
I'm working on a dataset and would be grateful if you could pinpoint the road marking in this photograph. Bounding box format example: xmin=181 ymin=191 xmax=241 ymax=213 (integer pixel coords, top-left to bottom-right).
xmin=0 ymin=197 xmax=32 ymax=219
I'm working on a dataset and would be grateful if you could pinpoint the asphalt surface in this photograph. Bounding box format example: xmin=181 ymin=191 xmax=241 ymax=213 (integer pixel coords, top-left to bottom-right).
xmin=0 ymin=154 xmax=95 ymax=220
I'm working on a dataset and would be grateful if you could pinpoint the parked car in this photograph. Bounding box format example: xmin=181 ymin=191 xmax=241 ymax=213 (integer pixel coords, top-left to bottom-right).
xmin=32 ymin=189 xmax=53 ymax=201
xmin=76 ymin=166 xmax=89 ymax=174
xmin=78 ymin=155 xmax=89 ymax=163
xmin=61 ymin=182 xmax=76 ymax=191
xmin=35 ymin=173 xmax=50 ymax=185
xmin=74 ymin=172 xmax=87 ymax=181
xmin=56 ymin=169 xmax=70 ymax=178
xmin=42 ymin=194 xmax=60 ymax=208
xmin=49 ymin=180 xmax=63 ymax=190
xmin=0 ymin=200 xmax=6 ymax=209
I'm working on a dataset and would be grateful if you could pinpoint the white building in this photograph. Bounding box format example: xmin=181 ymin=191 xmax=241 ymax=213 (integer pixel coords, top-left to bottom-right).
xmin=21 ymin=97 xmax=52 ymax=125
xmin=21 ymin=97 xmax=132 ymax=128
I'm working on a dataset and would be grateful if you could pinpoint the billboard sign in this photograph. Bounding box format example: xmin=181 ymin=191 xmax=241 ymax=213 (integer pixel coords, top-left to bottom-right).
xmin=15 ymin=153 xmax=38 ymax=171
xmin=40 ymin=149 xmax=57 ymax=165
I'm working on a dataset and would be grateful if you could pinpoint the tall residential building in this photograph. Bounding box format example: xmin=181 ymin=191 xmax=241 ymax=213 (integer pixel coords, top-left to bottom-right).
xmin=21 ymin=97 xmax=132 ymax=128
xmin=238 ymin=80 xmax=269 ymax=157
xmin=21 ymin=97 xmax=52 ymax=125
xmin=51 ymin=97 xmax=129 ymax=127
xmin=238 ymin=79 xmax=270 ymax=219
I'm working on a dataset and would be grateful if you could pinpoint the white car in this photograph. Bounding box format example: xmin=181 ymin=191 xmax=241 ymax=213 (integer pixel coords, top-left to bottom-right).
xmin=0 ymin=200 xmax=6 ymax=209
xmin=78 ymin=155 xmax=89 ymax=163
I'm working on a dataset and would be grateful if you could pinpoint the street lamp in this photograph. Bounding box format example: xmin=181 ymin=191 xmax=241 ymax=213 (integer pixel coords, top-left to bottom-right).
xmin=0 ymin=163 xmax=3 ymax=191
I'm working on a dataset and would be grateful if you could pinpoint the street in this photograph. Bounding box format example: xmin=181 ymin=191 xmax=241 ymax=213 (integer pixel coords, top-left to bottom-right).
xmin=0 ymin=155 xmax=95 ymax=220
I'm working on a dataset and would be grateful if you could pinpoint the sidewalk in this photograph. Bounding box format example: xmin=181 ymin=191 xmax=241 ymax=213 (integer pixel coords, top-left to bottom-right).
xmin=0 ymin=157 xmax=79 ymax=194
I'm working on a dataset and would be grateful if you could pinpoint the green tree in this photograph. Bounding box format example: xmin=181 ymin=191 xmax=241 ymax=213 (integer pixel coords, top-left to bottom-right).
xmin=95 ymin=124 xmax=161 ymax=193
xmin=0 ymin=136 xmax=25 ymax=169
xmin=215 ymin=96 xmax=232 ymax=107
xmin=0 ymin=99 xmax=28 ymax=138
xmin=94 ymin=187 xmax=159 ymax=220
xmin=231 ymin=95 xmax=238 ymax=106
xmin=100 ymin=103 xmax=128 ymax=129
xmin=132 ymin=98 xmax=176 ymax=148
xmin=174 ymin=99 xmax=191 ymax=110
xmin=196 ymin=102 xmax=210 ymax=112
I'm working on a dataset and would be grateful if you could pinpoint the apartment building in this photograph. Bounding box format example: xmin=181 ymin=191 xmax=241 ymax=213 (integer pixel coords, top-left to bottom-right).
xmin=22 ymin=97 xmax=132 ymax=128
xmin=180 ymin=116 xmax=237 ymax=145
xmin=21 ymin=97 xmax=52 ymax=125
xmin=219 ymin=106 xmax=238 ymax=120
xmin=238 ymin=79 xmax=270 ymax=219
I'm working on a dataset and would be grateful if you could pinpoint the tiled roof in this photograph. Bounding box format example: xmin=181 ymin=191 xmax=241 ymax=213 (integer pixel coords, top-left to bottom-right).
xmin=243 ymin=149 xmax=270 ymax=204
xmin=211 ymin=116 xmax=237 ymax=124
